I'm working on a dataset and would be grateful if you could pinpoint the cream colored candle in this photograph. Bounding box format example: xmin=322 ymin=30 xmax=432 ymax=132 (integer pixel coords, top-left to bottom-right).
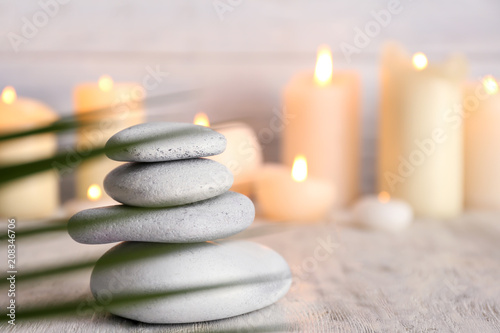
xmin=74 ymin=75 xmax=145 ymax=200
xmin=378 ymin=43 xmax=467 ymax=218
xmin=465 ymin=76 xmax=500 ymax=210
xmin=282 ymin=45 xmax=360 ymax=208
xmin=255 ymin=156 xmax=334 ymax=222
xmin=0 ymin=86 xmax=59 ymax=219
xmin=194 ymin=113 xmax=263 ymax=197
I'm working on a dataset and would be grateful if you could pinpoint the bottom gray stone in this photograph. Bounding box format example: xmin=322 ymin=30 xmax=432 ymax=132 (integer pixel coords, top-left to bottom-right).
xmin=90 ymin=241 xmax=292 ymax=324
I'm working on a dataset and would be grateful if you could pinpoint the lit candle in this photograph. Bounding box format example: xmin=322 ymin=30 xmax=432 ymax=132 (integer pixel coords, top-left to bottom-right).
xmin=64 ymin=184 xmax=116 ymax=216
xmin=282 ymin=45 xmax=360 ymax=209
xmin=352 ymin=191 xmax=413 ymax=232
xmin=193 ymin=112 xmax=210 ymax=127
xmin=465 ymin=76 xmax=500 ymax=210
xmin=255 ymin=155 xmax=334 ymax=222
xmin=74 ymin=75 xmax=145 ymax=200
xmin=193 ymin=112 xmax=263 ymax=197
xmin=378 ymin=43 xmax=467 ymax=218
xmin=0 ymin=86 xmax=59 ymax=219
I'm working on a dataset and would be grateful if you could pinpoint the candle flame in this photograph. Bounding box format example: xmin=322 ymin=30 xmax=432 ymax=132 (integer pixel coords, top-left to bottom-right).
xmin=412 ymin=52 xmax=428 ymax=71
xmin=193 ymin=112 xmax=210 ymax=127
xmin=98 ymin=75 xmax=114 ymax=92
xmin=482 ymin=75 xmax=498 ymax=95
xmin=314 ymin=45 xmax=333 ymax=85
xmin=87 ymin=184 xmax=102 ymax=201
xmin=378 ymin=191 xmax=390 ymax=204
xmin=291 ymin=155 xmax=308 ymax=182
xmin=1 ymin=86 xmax=17 ymax=105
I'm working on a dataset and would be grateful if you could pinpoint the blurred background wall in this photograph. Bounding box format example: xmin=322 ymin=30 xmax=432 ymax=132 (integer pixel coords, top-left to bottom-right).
xmin=1 ymin=0 xmax=499 ymax=197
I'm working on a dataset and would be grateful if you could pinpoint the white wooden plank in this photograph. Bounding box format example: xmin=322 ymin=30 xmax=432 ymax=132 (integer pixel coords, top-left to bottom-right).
xmin=2 ymin=214 xmax=500 ymax=331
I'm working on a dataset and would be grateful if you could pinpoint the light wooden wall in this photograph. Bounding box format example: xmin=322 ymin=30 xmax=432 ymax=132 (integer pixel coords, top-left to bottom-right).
xmin=1 ymin=0 xmax=499 ymax=195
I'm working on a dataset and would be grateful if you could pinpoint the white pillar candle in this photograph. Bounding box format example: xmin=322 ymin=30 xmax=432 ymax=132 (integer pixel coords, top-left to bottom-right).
xmin=378 ymin=43 xmax=467 ymax=219
xmin=282 ymin=45 xmax=360 ymax=209
xmin=194 ymin=113 xmax=263 ymax=197
xmin=0 ymin=86 xmax=59 ymax=219
xmin=254 ymin=156 xmax=334 ymax=222
xmin=352 ymin=192 xmax=413 ymax=232
xmin=74 ymin=75 xmax=145 ymax=201
xmin=465 ymin=76 xmax=500 ymax=210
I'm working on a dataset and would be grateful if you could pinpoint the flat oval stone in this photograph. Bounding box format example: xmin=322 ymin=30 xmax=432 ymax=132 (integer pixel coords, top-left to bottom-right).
xmin=104 ymin=159 xmax=233 ymax=207
xmin=68 ymin=192 xmax=254 ymax=244
xmin=90 ymin=241 xmax=291 ymax=324
xmin=105 ymin=122 xmax=227 ymax=162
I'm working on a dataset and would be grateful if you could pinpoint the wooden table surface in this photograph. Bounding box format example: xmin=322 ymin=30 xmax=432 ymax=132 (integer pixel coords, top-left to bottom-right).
xmin=2 ymin=212 xmax=500 ymax=333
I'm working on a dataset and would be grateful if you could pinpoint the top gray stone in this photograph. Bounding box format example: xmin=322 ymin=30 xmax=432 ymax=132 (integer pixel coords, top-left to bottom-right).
xmin=105 ymin=122 xmax=227 ymax=162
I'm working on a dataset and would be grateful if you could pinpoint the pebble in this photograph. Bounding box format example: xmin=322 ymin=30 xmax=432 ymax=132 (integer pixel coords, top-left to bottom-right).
xmin=90 ymin=241 xmax=292 ymax=324
xmin=352 ymin=196 xmax=413 ymax=232
xmin=68 ymin=192 xmax=255 ymax=244
xmin=104 ymin=158 xmax=233 ymax=207
xmin=105 ymin=122 xmax=227 ymax=162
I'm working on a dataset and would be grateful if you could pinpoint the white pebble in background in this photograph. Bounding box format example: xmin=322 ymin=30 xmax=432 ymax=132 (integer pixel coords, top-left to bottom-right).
xmin=352 ymin=196 xmax=413 ymax=232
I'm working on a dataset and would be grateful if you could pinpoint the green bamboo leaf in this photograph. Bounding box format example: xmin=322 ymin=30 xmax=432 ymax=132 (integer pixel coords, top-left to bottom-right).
xmin=0 ymin=224 xmax=288 ymax=284
xmin=0 ymin=220 xmax=67 ymax=241
xmin=13 ymin=259 xmax=97 ymax=283
xmin=17 ymin=274 xmax=289 ymax=331
xmin=0 ymin=123 xmax=199 ymax=185
xmin=0 ymin=89 xmax=200 ymax=142
xmin=7 ymin=243 xmax=163 ymax=284
xmin=0 ymin=119 xmax=85 ymax=142
xmin=0 ymin=143 xmax=112 ymax=185
xmin=0 ymin=215 xmax=288 ymax=249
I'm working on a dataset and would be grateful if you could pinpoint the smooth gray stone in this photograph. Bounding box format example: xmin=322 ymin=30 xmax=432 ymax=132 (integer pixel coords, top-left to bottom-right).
xmin=68 ymin=192 xmax=255 ymax=244
xmin=90 ymin=241 xmax=292 ymax=324
xmin=104 ymin=159 xmax=233 ymax=207
xmin=105 ymin=122 xmax=227 ymax=162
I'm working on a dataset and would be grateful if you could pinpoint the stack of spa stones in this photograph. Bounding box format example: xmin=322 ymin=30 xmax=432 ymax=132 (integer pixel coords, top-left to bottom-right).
xmin=68 ymin=122 xmax=291 ymax=324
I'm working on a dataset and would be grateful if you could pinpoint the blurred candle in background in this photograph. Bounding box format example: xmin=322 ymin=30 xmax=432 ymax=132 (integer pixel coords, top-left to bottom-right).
xmin=64 ymin=184 xmax=116 ymax=216
xmin=0 ymin=86 xmax=59 ymax=219
xmin=465 ymin=75 xmax=500 ymax=211
xmin=194 ymin=112 xmax=263 ymax=197
xmin=74 ymin=75 xmax=145 ymax=200
xmin=255 ymin=155 xmax=334 ymax=222
xmin=193 ymin=112 xmax=210 ymax=127
xmin=378 ymin=43 xmax=467 ymax=218
xmin=282 ymin=45 xmax=360 ymax=209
